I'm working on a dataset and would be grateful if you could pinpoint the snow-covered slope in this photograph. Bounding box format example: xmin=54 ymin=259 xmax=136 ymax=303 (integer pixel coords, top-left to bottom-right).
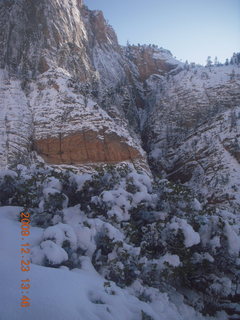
xmin=0 ymin=69 xmax=32 ymax=167
xmin=0 ymin=204 xmax=222 ymax=320
xmin=144 ymin=64 xmax=240 ymax=212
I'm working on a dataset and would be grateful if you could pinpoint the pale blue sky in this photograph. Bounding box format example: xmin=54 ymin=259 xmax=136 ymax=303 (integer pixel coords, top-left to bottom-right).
xmin=84 ymin=0 xmax=240 ymax=65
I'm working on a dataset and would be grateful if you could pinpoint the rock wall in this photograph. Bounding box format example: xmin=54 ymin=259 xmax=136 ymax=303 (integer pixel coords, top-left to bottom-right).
xmin=0 ymin=0 xmax=240 ymax=216
xmin=144 ymin=64 xmax=240 ymax=211
xmin=35 ymin=130 xmax=142 ymax=165
xmin=125 ymin=45 xmax=181 ymax=82
xmin=0 ymin=0 xmax=92 ymax=79
xmin=0 ymin=70 xmax=32 ymax=167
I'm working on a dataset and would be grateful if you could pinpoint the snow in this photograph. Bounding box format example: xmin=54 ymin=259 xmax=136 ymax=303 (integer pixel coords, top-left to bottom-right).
xmin=0 ymin=69 xmax=32 ymax=168
xmin=192 ymin=252 xmax=214 ymax=264
xmin=0 ymin=206 xmax=216 ymax=320
xmin=145 ymin=63 xmax=240 ymax=212
xmin=42 ymin=223 xmax=77 ymax=249
xmin=44 ymin=177 xmax=62 ymax=192
xmin=90 ymin=169 xmax=156 ymax=221
xmin=73 ymin=173 xmax=92 ymax=191
xmin=169 ymin=218 xmax=200 ymax=248
xmin=209 ymin=236 xmax=221 ymax=251
xmin=0 ymin=168 xmax=17 ymax=179
xmin=77 ymin=226 xmax=96 ymax=255
xmin=152 ymin=49 xmax=183 ymax=68
xmin=224 ymin=222 xmax=240 ymax=256
xmin=43 ymin=187 xmax=60 ymax=197
xmin=39 ymin=240 xmax=68 ymax=265
xmin=160 ymin=253 xmax=181 ymax=267
xmin=0 ymin=0 xmax=239 ymax=317
xmin=192 ymin=198 xmax=202 ymax=211
xmin=28 ymin=67 xmax=142 ymax=153
xmin=209 ymin=276 xmax=232 ymax=297
xmin=63 ymin=205 xmax=84 ymax=225
xmin=180 ymin=219 xmax=200 ymax=247
xmin=101 ymin=188 xmax=131 ymax=220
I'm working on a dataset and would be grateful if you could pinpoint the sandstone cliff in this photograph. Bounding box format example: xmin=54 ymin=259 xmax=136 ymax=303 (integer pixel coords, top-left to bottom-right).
xmin=0 ymin=0 xmax=181 ymax=168
xmin=143 ymin=65 xmax=240 ymax=212
xmin=0 ymin=0 xmax=240 ymax=214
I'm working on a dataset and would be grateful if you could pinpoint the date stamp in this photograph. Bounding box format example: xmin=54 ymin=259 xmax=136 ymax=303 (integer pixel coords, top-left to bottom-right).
xmin=20 ymin=211 xmax=31 ymax=308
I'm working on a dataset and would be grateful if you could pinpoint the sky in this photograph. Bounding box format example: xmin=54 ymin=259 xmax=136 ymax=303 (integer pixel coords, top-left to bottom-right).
xmin=84 ymin=0 xmax=240 ymax=65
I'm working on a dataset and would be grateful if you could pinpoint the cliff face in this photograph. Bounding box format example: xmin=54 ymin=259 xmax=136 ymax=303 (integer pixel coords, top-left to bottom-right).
xmin=0 ymin=0 xmax=143 ymax=166
xmin=0 ymin=69 xmax=32 ymax=167
xmin=0 ymin=0 xmax=181 ymax=168
xmin=143 ymin=65 xmax=240 ymax=212
xmin=0 ymin=0 xmax=89 ymax=78
xmin=124 ymin=45 xmax=181 ymax=81
xmin=27 ymin=67 xmax=144 ymax=166
xmin=0 ymin=0 xmax=240 ymax=212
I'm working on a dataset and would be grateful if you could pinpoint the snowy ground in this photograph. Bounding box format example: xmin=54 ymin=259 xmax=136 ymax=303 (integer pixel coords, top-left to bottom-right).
xmin=0 ymin=206 xmax=223 ymax=320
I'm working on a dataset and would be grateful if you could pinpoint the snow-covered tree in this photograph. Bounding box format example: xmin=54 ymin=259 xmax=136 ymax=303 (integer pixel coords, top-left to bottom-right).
xmin=206 ymin=56 xmax=212 ymax=67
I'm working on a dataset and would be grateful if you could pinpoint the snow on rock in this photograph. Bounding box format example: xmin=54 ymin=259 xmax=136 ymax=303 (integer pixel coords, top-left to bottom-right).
xmin=29 ymin=68 xmax=144 ymax=165
xmin=145 ymin=64 xmax=240 ymax=213
xmin=0 ymin=0 xmax=149 ymax=168
xmin=124 ymin=44 xmax=182 ymax=81
xmin=0 ymin=69 xmax=32 ymax=168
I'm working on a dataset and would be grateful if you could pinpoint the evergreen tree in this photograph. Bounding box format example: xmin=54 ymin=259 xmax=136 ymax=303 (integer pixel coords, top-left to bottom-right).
xmin=230 ymin=69 xmax=235 ymax=81
xmin=206 ymin=56 xmax=212 ymax=67
xmin=184 ymin=60 xmax=189 ymax=71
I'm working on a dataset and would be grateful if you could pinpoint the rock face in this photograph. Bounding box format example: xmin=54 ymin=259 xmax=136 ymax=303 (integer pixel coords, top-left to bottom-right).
xmin=27 ymin=67 xmax=144 ymax=165
xmin=0 ymin=0 xmax=240 ymax=213
xmin=125 ymin=45 xmax=181 ymax=81
xmin=0 ymin=69 xmax=32 ymax=167
xmin=0 ymin=0 xmax=149 ymax=166
xmin=0 ymin=0 xmax=181 ymax=168
xmin=35 ymin=130 xmax=142 ymax=165
xmin=143 ymin=65 xmax=240 ymax=212
xmin=0 ymin=0 xmax=90 ymax=79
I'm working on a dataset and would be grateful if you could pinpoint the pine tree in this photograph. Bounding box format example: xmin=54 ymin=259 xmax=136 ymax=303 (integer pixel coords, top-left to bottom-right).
xmin=206 ymin=56 xmax=212 ymax=67
xmin=184 ymin=60 xmax=189 ymax=71
xmin=230 ymin=69 xmax=235 ymax=81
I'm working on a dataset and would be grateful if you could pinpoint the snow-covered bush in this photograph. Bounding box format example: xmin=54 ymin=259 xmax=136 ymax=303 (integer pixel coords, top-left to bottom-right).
xmin=71 ymin=164 xmax=155 ymax=222
xmin=0 ymin=169 xmax=17 ymax=205
xmin=1 ymin=163 xmax=239 ymax=317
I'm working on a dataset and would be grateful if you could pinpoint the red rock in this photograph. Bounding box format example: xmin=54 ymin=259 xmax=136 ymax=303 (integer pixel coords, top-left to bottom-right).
xmin=35 ymin=130 xmax=142 ymax=165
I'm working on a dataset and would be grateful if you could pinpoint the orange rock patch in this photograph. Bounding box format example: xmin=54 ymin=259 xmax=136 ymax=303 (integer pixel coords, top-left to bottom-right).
xmin=35 ymin=130 xmax=142 ymax=165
